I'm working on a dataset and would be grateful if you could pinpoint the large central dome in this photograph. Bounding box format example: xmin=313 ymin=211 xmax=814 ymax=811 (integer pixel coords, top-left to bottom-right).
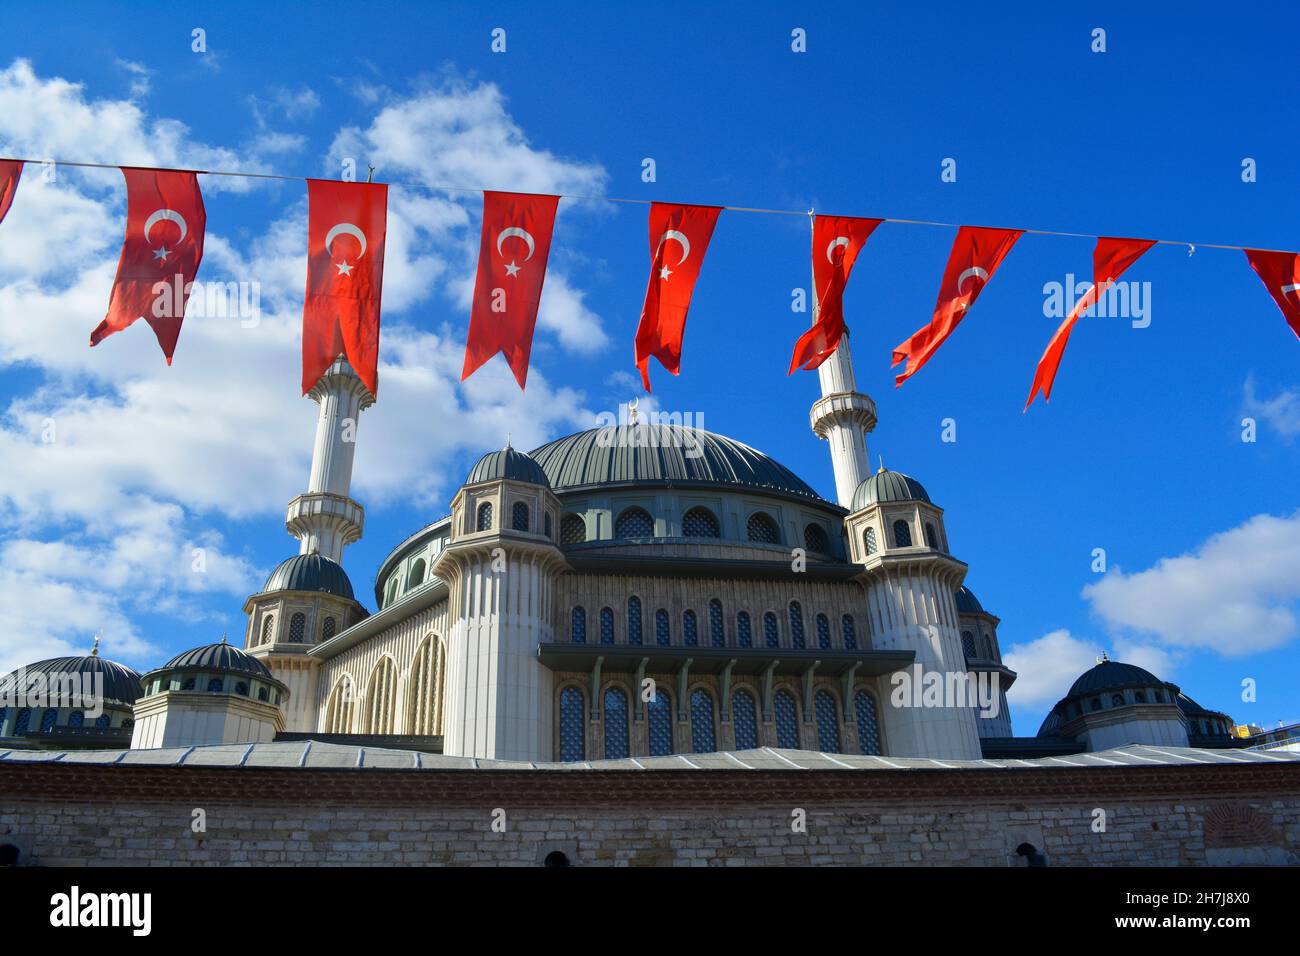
xmin=530 ymin=424 xmax=826 ymax=502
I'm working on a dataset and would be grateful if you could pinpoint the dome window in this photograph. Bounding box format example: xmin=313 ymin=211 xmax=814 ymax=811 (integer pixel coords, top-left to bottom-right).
xmin=961 ymin=630 xmax=978 ymax=660
xmin=476 ymin=502 xmax=494 ymax=532
xmin=570 ymin=606 xmax=587 ymax=644
xmin=181 ymin=677 xmax=196 ymax=691
xmin=683 ymin=610 xmax=698 ymax=646
xmin=289 ymin=613 xmax=306 ymax=643
xmin=94 ymin=713 xmax=110 ymax=729
xmin=407 ymin=559 xmax=426 ymax=589
xmin=615 ymin=507 xmax=654 ymax=539
xmin=709 ymin=599 xmax=725 ymax=647
xmin=599 ymin=607 xmax=615 ymax=645
xmin=924 ymin=522 xmax=939 ymax=549
xmin=68 ymin=710 xmax=84 ymax=728
xmin=1089 ymin=697 xmax=1101 ymax=711
xmin=560 ymin=513 xmax=586 ymax=544
xmin=842 ymin=615 xmax=858 ymax=650
xmin=789 ymin=602 xmax=805 ymax=649
xmin=737 ymin=611 xmax=753 ymax=648
xmin=746 ymin=512 xmax=779 ymax=544
xmin=208 ymin=678 xmax=224 ymax=693
xmin=655 ymin=609 xmax=671 ymax=646
xmin=1134 ymin=690 xmax=1146 ymax=703
xmin=258 ymin=686 xmax=269 ymax=702
xmin=682 ymin=506 xmax=720 ymax=538
xmin=1111 ymin=694 xmax=1125 ymax=707
xmin=40 ymin=709 xmax=58 ymax=732
xmin=235 ymin=681 xmax=249 ymax=697
xmin=260 ymin=615 xmax=275 ymax=645
xmin=863 ymin=526 xmax=878 ymax=556
xmin=804 ymin=523 xmax=829 ymax=553
xmin=544 ymin=513 xmax=552 ymax=539
xmin=627 ymin=597 xmax=643 ymax=646
xmin=816 ymin=613 xmax=831 ymax=650
xmin=321 ymin=617 xmax=337 ymax=641
xmin=892 ymin=520 xmax=913 ymax=548
xmin=13 ymin=708 xmax=30 ymax=735
xmin=512 ymin=502 xmax=530 ymax=533
xmin=763 ymin=612 xmax=779 ymax=648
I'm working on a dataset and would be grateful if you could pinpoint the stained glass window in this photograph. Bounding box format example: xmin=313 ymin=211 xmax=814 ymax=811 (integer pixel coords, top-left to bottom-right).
xmin=842 ymin=614 xmax=857 ymax=650
xmin=708 ymin=599 xmax=725 ymax=647
xmin=763 ymin=611 xmax=779 ymax=649
xmin=648 ymin=689 xmax=673 ymax=756
xmin=655 ymin=608 xmax=670 ymax=646
xmin=732 ymin=690 xmax=759 ymax=750
xmin=690 ymin=689 xmax=716 ymax=754
xmin=789 ymin=601 xmax=805 ymax=649
xmin=512 ymin=501 xmax=530 ymax=532
xmin=683 ymin=610 xmax=698 ymax=646
xmin=815 ymin=689 xmax=842 ymax=753
xmin=854 ymin=689 xmax=881 ymax=755
xmin=615 ymin=507 xmax=653 ymax=539
xmin=683 ymin=507 xmax=720 ymax=538
xmin=559 ymin=686 xmax=586 ymax=762
xmin=746 ymin=512 xmax=779 ymax=544
xmin=600 ymin=607 xmax=614 ymax=645
xmin=570 ymin=606 xmax=586 ymax=644
xmin=603 ymin=688 xmax=629 ymax=760
xmin=774 ymin=690 xmax=799 ymax=748
xmin=628 ymin=596 xmax=643 ymax=646
xmin=737 ymin=611 xmax=752 ymax=648
xmin=816 ymin=613 xmax=831 ymax=650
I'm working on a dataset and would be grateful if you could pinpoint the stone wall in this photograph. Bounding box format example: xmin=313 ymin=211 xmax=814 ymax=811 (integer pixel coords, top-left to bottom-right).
xmin=1 ymin=759 xmax=1296 ymax=866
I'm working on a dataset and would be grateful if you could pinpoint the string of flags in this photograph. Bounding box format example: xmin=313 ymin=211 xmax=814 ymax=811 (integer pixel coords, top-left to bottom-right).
xmin=0 ymin=156 xmax=1297 ymax=409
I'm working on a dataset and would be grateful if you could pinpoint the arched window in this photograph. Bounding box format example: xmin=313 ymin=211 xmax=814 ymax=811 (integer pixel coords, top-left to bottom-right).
xmin=365 ymin=658 xmax=397 ymax=734
xmin=407 ymin=636 xmax=445 ymax=736
xmin=627 ymin=597 xmax=643 ymax=646
xmin=207 ymin=678 xmax=224 ymax=692
xmin=40 ymin=708 xmax=58 ymax=732
xmin=789 ymin=601 xmax=805 ymax=649
xmin=13 ymin=707 xmax=31 ymax=735
xmin=68 ymin=710 xmax=84 ymax=728
xmin=690 ymin=689 xmax=716 ymax=754
xmin=774 ymin=690 xmax=800 ymax=748
xmin=476 ymin=502 xmax=493 ymax=531
xmin=892 ymin=519 xmax=912 ymax=548
xmin=321 ymin=616 xmax=337 ymax=642
xmin=962 ymin=630 xmax=978 ymax=660
xmin=544 ymin=513 xmax=552 ymax=539
xmin=816 ymin=613 xmax=831 ymax=650
xmin=599 ymin=607 xmax=615 ymax=645
xmin=842 ymin=614 xmax=858 ymax=650
xmin=570 ymin=606 xmax=587 ymax=644
xmin=804 ymin=523 xmax=829 ymax=553
xmin=924 ymin=522 xmax=939 ymax=549
xmin=815 ymin=690 xmax=842 ymax=753
xmin=614 ymin=507 xmax=653 ymax=539
xmin=289 ymin=612 xmax=306 ymax=643
xmin=732 ymin=690 xmax=759 ymax=750
xmin=385 ymin=577 xmax=399 ymax=608
xmin=655 ymin=608 xmax=671 ymax=646
xmin=763 ymin=612 xmax=779 ymax=649
xmin=647 ymin=689 xmax=673 ymax=756
xmin=327 ymin=676 xmax=358 ymax=738
xmin=603 ymin=687 xmax=630 ymax=760
xmin=560 ymin=513 xmax=586 ymax=544
xmin=863 ymin=527 xmax=878 ymax=556
xmin=854 ymin=689 xmax=881 ymax=755
xmin=985 ymin=633 xmax=996 ymax=659
xmin=746 ymin=511 xmax=779 ymax=544
xmin=512 ymin=501 xmax=530 ymax=532
xmin=708 ymin=599 xmax=725 ymax=647
xmin=559 ymin=687 xmax=585 ymax=762
xmin=737 ymin=611 xmax=752 ymax=648
xmin=235 ymin=681 xmax=249 ymax=696
xmin=260 ymin=615 xmax=275 ymax=645
xmin=682 ymin=609 xmax=698 ymax=646
xmin=682 ymin=506 xmax=720 ymax=538
xmin=1112 ymin=694 xmax=1125 ymax=707
xmin=258 ymin=687 xmax=269 ymax=702
xmin=94 ymin=713 xmax=111 ymax=728
xmin=181 ymin=677 xmax=196 ymax=691
xmin=407 ymin=559 xmax=426 ymax=589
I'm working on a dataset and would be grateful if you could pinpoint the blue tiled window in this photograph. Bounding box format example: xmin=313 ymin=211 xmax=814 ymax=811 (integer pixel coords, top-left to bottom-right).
xmin=600 ymin=607 xmax=614 ymax=645
xmin=655 ymin=608 xmax=670 ymax=646
xmin=14 ymin=707 xmax=31 ymax=735
xmin=737 ymin=611 xmax=752 ymax=648
xmin=40 ymin=708 xmax=57 ymax=732
xmin=628 ymin=597 xmax=643 ymax=646
xmin=94 ymin=713 xmax=111 ymax=729
xmin=559 ymin=687 xmax=585 ymax=762
xmin=709 ymin=599 xmax=725 ymax=647
xmin=774 ymin=690 xmax=799 ymax=748
xmin=732 ymin=690 xmax=759 ymax=750
xmin=789 ymin=602 xmax=805 ymax=649
xmin=690 ymin=689 xmax=716 ymax=754
xmin=603 ymin=688 xmax=629 ymax=760
xmin=842 ymin=614 xmax=858 ymax=650
xmin=648 ymin=689 xmax=673 ymax=755
xmin=855 ymin=689 xmax=881 ymax=755
xmin=816 ymin=613 xmax=831 ymax=650
xmin=571 ymin=606 xmax=586 ymax=644
xmin=683 ymin=610 xmax=698 ymax=647
xmin=815 ymin=689 xmax=842 ymax=753
xmin=763 ymin=612 xmax=779 ymax=649
xmin=69 ymin=710 xmax=84 ymax=727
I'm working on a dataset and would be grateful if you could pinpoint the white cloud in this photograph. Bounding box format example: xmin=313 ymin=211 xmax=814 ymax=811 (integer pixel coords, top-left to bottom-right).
xmin=1003 ymin=629 xmax=1105 ymax=709
xmin=114 ymin=59 xmax=151 ymax=98
xmin=1243 ymin=374 xmax=1300 ymax=440
xmin=1084 ymin=512 xmax=1300 ymax=656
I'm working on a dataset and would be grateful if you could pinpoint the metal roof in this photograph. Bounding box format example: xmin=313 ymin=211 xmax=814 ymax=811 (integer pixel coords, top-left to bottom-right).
xmin=262 ymin=553 xmax=355 ymax=601
xmin=851 ymin=468 xmax=932 ymax=510
xmin=465 ymin=446 xmax=551 ymax=487
xmin=1 ymin=655 xmax=144 ymax=707
xmin=954 ymin=585 xmax=984 ymax=615
xmin=157 ymin=641 xmax=273 ymax=678
xmin=529 ymin=425 xmax=826 ymax=502
xmin=1067 ymin=660 xmax=1171 ymax=698
xmin=4 ymin=742 xmax=1293 ymax=771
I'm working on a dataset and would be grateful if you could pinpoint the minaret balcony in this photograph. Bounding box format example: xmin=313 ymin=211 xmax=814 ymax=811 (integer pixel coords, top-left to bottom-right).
xmin=285 ymin=492 xmax=365 ymax=544
xmin=810 ymin=390 xmax=877 ymax=438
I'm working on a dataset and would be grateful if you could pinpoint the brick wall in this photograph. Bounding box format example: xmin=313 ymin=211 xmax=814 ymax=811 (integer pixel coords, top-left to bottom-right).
xmin=1 ymin=762 xmax=1297 ymax=866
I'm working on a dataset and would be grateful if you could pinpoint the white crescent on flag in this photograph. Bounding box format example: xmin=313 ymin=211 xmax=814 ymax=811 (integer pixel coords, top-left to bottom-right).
xmin=656 ymin=229 xmax=691 ymax=264
xmin=957 ymin=266 xmax=989 ymax=295
xmin=144 ymin=208 xmax=188 ymax=244
xmin=325 ymin=222 xmax=368 ymax=259
xmin=496 ymin=226 xmax=536 ymax=261
xmin=826 ymin=236 xmax=850 ymax=264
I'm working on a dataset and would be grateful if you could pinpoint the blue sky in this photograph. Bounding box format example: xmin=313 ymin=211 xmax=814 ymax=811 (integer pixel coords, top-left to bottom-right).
xmin=0 ymin=2 xmax=1297 ymax=736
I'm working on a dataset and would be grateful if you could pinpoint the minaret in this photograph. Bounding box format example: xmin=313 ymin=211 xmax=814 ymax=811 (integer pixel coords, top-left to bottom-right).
xmin=285 ymin=356 xmax=374 ymax=560
xmin=808 ymin=290 xmax=877 ymax=508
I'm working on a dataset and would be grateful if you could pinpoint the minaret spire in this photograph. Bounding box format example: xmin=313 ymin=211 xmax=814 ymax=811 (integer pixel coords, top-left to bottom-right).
xmin=284 ymin=355 xmax=374 ymax=562
xmin=806 ymin=211 xmax=877 ymax=508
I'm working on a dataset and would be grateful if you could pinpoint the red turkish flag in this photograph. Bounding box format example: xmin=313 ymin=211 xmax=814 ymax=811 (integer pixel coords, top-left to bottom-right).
xmin=89 ymin=167 xmax=206 ymax=362
xmin=1244 ymin=249 xmax=1300 ymax=343
xmin=302 ymin=179 xmax=388 ymax=396
xmin=1025 ymin=237 xmax=1156 ymax=410
xmin=789 ymin=215 xmax=882 ymax=373
xmin=634 ymin=202 xmax=722 ymax=391
xmin=892 ymin=226 xmax=1023 ymax=386
xmin=0 ymin=160 xmax=20 ymax=227
xmin=461 ymin=191 xmax=560 ymax=390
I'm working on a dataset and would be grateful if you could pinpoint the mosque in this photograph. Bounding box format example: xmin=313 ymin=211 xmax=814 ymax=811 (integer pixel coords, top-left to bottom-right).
xmin=0 ymin=337 xmax=1240 ymax=762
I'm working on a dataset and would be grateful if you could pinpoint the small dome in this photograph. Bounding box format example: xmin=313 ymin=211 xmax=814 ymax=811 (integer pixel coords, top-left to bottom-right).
xmin=466 ymin=446 xmax=551 ymax=488
xmin=262 ymin=553 xmax=354 ymax=601
xmin=954 ymin=586 xmax=984 ymax=615
xmin=161 ymin=641 xmax=274 ymax=679
xmin=3 ymin=654 xmax=143 ymax=708
xmin=1066 ymin=659 xmax=1164 ymax=698
xmin=852 ymin=468 xmax=931 ymax=511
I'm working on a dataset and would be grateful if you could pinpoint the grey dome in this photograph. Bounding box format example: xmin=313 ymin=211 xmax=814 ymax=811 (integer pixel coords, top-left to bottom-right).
xmin=466 ymin=446 xmax=551 ymax=487
xmin=852 ymin=469 xmax=931 ymax=510
xmin=954 ymin=586 xmax=984 ymax=615
xmin=262 ymin=553 xmax=354 ymax=601
xmin=1067 ymin=660 xmax=1166 ymax=698
xmin=161 ymin=641 xmax=273 ymax=678
xmin=4 ymin=654 xmax=143 ymax=708
xmin=529 ymin=425 xmax=824 ymax=502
